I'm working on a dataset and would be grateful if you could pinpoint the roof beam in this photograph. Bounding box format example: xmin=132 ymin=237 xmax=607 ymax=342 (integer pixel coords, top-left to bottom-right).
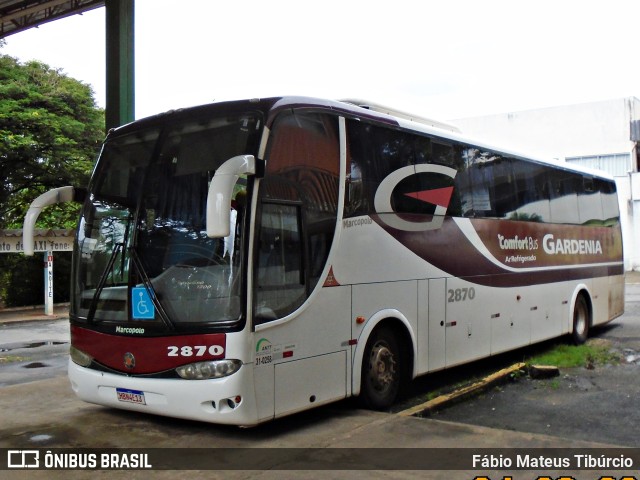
xmin=2 ymin=0 xmax=74 ymax=23
xmin=0 ymin=0 xmax=104 ymax=38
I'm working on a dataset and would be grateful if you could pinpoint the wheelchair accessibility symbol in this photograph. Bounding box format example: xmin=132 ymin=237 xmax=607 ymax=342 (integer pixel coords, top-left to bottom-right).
xmin=132 ymin=287 xmax=155 ymax=319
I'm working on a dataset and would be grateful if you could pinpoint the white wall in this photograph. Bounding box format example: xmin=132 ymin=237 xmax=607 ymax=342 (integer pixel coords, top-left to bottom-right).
xmin=452 ymin=98 xmax=638 ymax=161
xmin=629 ymin=172 xmax=640 ymax=270
xmin=616 ymin=173 xmax=640 ymax=270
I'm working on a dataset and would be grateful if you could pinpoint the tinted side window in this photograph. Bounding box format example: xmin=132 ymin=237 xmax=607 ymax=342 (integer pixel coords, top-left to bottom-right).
xmin=346 ymin=121 xmax=460 ymax=218
xmin=487 ymin=157 xmax=517 ymax=218
xmin=549 ymin=169 xmax=580 ymax=224
xmin=512 ymin=160 xmax=551 ymax=222
xmin=459 ymin=148 xmax=504 ymax=218
xmin=598 ymin=178 xmax=620 ymax=224
xmin=415 ymin=140 xmax=462 ymax=217
xmin=346 ymin=121 xmax=413 ymax=217
xmin=578 ymin=176 xmax=604 ymax=224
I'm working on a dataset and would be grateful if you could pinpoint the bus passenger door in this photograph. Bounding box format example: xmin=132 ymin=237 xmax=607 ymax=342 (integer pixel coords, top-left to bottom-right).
xmin=251 ymin=110 xmax=348 ymax=420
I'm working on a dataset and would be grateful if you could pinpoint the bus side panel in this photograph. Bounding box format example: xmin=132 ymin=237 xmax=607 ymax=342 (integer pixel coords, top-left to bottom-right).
xmin=527 ymin=282 xmax=564 ymax=344
xmin=590 ymin=273 xmax=624 ymax=326
xmin=590 ymin=276 xmax=607 ymax=326
xmin=254 ymin=285 xmax=351 ymax=419
xmin=417 ymin=280 xmax=429 ymax=374
xmin=254 ymin=362 xmax=275 ymax=423
xmin=608 ymin=274 xmax=625 ymax=321
xmin=274 ymin=351 xmax=346 ymax=417
xmin=336 ymin=218 xmax=429 ymax=285
xmin=352 ymin=280 xmax=417 ymax=378
xmin=488 ymin=285 xmax=528 ymax=355
xmin=422 ymin=278 xmax=446 ymax=374
xmin=445 ymin=278 xmax=491 ymax=367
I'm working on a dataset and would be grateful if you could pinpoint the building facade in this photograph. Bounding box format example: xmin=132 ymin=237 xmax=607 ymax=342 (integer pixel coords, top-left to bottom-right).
xmin=452 ymin=98 xmax=640 ymax=271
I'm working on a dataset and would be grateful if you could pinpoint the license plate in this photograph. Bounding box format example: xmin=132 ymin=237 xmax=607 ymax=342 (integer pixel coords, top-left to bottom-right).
xmin=116 ymin=388 xmax=146 ymax=405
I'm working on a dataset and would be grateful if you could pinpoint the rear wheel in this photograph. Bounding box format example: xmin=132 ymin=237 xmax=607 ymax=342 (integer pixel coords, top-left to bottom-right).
xmin=360 ymin=327 xmax=401 ymax=410
xmin=571 ymin=294 xmax=590 ymax=345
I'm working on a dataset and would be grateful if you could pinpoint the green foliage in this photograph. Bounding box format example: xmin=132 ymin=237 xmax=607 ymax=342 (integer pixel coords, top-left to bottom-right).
xmin=526 ymin=341 xmax=621 ymax=369
xmin=0 ymin=54 xmax=104 ymax=228
xmin=0 ymin=53 xmax=104 ymax=306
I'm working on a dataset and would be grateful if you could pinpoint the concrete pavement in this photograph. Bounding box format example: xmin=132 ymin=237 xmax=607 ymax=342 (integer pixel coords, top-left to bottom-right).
xmin=0 ymin=375 xmax=636 ymax=480
xmin=0 ymin=303 xmax=69 ymax=324
xmin=1 ymin=274 xmax=639 ymax=478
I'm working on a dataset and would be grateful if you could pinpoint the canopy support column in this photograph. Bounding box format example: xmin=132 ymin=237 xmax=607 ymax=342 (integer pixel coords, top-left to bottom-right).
xmin=105 ymin=0 xmax=135 ymax=130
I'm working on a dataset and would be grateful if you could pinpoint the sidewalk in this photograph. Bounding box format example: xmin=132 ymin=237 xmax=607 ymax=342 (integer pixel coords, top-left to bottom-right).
xmin=0 ymin=303 xmax=69 ymax=324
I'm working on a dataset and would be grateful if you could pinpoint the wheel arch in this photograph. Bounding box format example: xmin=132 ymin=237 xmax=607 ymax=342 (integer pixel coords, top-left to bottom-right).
xmin=569 ymin=283 xmax=593 ymax=324
xmin=569 ymin=284 xmax=593 ymax=332
xmin=352 ymin=309 xmax=416 ymax=397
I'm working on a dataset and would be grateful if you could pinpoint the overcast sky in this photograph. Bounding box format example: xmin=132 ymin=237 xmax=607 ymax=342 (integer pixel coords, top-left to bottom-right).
xmin=2 ymin=0 xmax=639 ymax=121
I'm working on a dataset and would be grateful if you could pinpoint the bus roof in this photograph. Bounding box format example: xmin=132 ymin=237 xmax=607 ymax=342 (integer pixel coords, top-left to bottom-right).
xmin=110 ymin=96 xmax=616 ymax=183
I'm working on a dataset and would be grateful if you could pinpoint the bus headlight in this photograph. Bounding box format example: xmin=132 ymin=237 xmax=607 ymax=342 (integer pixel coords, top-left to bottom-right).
xmin=176 ymin=359 xmax=242 ymax=380
xmin=70 ymin=345 xmax=93 ymax=367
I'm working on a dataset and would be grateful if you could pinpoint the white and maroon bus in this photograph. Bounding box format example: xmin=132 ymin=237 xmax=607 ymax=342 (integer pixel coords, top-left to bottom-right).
xmin=23 ymin=97 xmax=624 ymax=425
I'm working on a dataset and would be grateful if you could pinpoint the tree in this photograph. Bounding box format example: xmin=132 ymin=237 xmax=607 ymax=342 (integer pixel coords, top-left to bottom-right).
xmin=0 ymin=52 xmax=104 ymax=306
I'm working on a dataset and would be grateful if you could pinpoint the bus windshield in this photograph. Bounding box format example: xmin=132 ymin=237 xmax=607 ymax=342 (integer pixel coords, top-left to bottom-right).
xmin=71 ymin=112 xmax=263 ymax=330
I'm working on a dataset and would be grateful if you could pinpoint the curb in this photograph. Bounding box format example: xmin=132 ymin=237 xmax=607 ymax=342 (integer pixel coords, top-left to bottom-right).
xmin=398 ymin=362 xmax=527 ymax=417
xmin=0 ymin=303 xmax=69 ymax=325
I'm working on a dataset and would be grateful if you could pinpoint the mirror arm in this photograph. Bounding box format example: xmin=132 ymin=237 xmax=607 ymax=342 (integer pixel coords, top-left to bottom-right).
xmin=23 ymin=186 xmax=79 ymax=256
xmin=206 ymin=155 xmax=256 ymax=238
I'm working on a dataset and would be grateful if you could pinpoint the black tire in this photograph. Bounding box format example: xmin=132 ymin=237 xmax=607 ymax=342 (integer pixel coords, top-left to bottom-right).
xmin=571 ymin=294 xmax=590 ymax=345
xmin=359 ymin=327 xmax=402 ymax=410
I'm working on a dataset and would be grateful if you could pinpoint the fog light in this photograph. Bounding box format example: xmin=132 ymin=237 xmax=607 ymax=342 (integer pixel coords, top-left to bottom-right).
xmin=176 ymin=359 xmax=241 ymax=380
xmin=70 ymin=345 xmax=93 ymax=367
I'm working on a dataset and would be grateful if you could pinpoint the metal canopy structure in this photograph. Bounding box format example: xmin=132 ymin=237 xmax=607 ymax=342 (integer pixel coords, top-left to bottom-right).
xmin=1 ymin=1 xmax=134 ymax=314
xmin=0 ymin=0 xmax=134 ymax=130
xmin=0 ymin=0 xmax=104 ymax=38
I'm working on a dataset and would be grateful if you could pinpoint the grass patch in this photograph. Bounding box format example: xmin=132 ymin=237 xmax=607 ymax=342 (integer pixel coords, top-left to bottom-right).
xmin=526 ymin=340 xmax=620 ymax=368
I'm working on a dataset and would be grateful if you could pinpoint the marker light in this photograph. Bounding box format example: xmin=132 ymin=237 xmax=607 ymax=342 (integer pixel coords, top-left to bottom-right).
xmin=176 ymin=359 xmax=242 ymax=380
xmin=70 ymin=345 xmax=93 ymax=367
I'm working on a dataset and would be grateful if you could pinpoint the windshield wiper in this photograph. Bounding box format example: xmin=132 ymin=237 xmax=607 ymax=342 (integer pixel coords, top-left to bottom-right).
xmin=87 ymin=242 xmax=123 ymax=324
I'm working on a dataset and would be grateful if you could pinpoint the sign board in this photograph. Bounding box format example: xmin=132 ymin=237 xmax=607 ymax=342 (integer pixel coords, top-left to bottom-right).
xmin=0 ymin=230 xmax=75 ymax=254
xmin=0 ymin=230 xmax=75 ymax=315
xmin=131 ymin=287 xmax=155 ymax=319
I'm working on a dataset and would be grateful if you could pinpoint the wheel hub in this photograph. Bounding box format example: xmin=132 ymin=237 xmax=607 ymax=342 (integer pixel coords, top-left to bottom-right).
xmin=369 ymin=344 xmax=396 ymax=391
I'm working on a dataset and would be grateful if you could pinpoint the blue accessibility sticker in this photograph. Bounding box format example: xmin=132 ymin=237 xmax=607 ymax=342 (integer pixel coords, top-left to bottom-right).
xmin=131 ymin=287 xmax=155 ymax=320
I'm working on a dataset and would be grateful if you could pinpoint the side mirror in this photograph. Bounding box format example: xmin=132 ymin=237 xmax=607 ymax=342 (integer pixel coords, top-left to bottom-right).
xmin=23 ymin=186 xmax=85 ymax=256
xmin=206 ymin=155 xmax=256 ymax=238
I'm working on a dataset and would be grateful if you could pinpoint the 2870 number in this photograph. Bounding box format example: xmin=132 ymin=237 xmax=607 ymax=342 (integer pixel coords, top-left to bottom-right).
xmin=167 ymin=345 xmax=225 ymax=357
xmin=448 ymin=287 xmax=476 ymax=303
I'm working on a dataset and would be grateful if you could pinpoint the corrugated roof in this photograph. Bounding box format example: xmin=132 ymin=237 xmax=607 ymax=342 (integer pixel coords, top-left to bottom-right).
xmin=0 ymin=0 xmax=103 ymax=38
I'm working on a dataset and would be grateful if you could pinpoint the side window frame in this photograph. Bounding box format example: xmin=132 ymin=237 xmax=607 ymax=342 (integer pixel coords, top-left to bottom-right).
xmin=253 ymin=110 xmax=340 ymax=325
xmin=254 ymin=200 xmax=306 ymax=323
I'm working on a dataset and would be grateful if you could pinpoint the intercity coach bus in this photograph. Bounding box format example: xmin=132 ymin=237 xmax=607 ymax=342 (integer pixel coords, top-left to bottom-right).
xmin=23 ymin=96 xmax=624 ymax=425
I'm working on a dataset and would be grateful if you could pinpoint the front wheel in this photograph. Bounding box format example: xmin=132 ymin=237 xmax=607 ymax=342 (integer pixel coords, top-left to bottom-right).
xmin=359 ymin=327 xmax=402 ymax=410
xmin=571 ymin=294 xmax=590 ymax=345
